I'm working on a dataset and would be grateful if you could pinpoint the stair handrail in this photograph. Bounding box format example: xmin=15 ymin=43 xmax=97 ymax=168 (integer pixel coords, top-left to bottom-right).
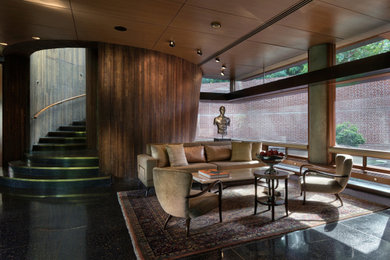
xmin=33 ymin=94 xmax=86 ymax=119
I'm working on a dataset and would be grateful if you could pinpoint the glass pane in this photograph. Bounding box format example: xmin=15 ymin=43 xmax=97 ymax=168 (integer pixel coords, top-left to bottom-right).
xmin=195 ymin=89 xmax=308 ymax=143
xmin=367 ymin=157 xmax=390 ymax=169
xmin=335 ymin=75 xmax=390 ymax=151
xmin=200 ymin=78 xmax=230 ymax=93
xmin=288 ymin=148 xmax=308 ymax=158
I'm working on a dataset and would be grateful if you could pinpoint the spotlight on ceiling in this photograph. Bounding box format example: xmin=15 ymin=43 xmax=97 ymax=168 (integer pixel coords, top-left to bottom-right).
xmin=0 ymin=42 xmax=8 ymax=46
xmin=196 ymin=49 xmax=202 ymax=56
xmin=114 ymin=26 xmax=127 ymax=32
xmin=169 ymin=40 xmax=175 ymax=47
xmin=210 ymin=21 xmax=222 ymax=29
xmin=32 ymin=36 xmax=40 ymax=40
xmin=215 ymin=57 xmax=220 ymax=63
xmin=221 ymin=65 xmax=226 ymax=70
xmin=220 ymin=70 xmax=225 ymax=76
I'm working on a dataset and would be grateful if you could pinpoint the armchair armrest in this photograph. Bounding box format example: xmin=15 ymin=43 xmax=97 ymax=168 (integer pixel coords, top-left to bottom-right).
xmin=302 ymin=169 xmax=349 ymax=180
xmin=300 ymin=164 xmax=316 ymax=175
xmin=137 ymin=154 xmax=158 ymax=188
xmin=186 ymin=180 xmax=223 ymax=199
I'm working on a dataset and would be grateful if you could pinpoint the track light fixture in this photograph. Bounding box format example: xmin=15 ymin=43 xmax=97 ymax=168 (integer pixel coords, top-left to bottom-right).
xmin=210 ymin=21 xmax=222 ymax=29
xmin=169 ymin=40 xmax=175 ymax=47
xmin=221 ymin=65 xmax=226 ymax=70
xmin=215 ymin=57 xmax=220 ymax=63
xmin=196 ymin=49 xmax=202 ymax=56
xmin=220 ymin=70 xmax=225 ymax=76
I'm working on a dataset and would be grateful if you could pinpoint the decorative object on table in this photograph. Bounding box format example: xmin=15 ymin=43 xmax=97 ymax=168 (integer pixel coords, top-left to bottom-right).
xmin=256 ymin=149 xmax=285 ymax=174
xmin=198 ymin=169 xmax=230 ymax=179
xmin=213 ymin=106 xmax=230 ymax=139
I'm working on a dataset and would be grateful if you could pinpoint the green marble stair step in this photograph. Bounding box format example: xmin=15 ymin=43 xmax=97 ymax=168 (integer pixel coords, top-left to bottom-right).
xmin=9 ymin=161 xmax=99 ymax=179
xmin=39 ymin=136 xmax=86 ymax=144
xmin=48 ymin=131 xmax=86 ymax=137
xmin=72 ymin=121 xmax=86 ymax=126
xmin=32 ymin=143 xmax=87 ymax=151
xmin=26 ymin=153 xmax=99 ymax=167
xmin=59 ymin=125 xmax=86 ymax=131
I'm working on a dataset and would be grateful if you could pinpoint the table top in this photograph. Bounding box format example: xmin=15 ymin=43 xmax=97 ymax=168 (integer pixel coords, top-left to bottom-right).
xmin=254 ymin=168 xmax=290 ymax=179
xmin=192 ymin=166 xmax=269 ymax=184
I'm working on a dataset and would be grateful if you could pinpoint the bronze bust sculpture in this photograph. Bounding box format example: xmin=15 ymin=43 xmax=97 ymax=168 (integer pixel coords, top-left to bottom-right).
xmin=214 ymin=106 xmax=230 ymax=138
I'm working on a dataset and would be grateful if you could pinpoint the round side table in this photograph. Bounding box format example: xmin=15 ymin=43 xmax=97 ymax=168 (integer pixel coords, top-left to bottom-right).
xmin=254 ymin=169 xmax=289 ymax=221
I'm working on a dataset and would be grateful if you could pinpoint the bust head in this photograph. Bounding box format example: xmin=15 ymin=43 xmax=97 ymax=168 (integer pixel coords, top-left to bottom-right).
xmin=219 ymin=106 xmax=225 ymax=115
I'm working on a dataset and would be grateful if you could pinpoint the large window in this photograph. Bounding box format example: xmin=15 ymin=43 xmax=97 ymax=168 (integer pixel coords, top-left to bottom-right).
xmin=196 ymin=89 xmax=308 ymax=144
xmin=200 ymin=78 xmax=230 ymax=93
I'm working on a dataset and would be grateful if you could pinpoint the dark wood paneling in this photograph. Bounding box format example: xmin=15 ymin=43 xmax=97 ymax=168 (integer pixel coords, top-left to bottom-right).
xmin=29 ymin=49 xmax=86 ymax=147
xmin=86 ymin=48 xmax=98 ymax=150
xmin=3 ymin=55 xmax=30 ymax=167
xmin=98 ymin=44 xmax=202 ymax=178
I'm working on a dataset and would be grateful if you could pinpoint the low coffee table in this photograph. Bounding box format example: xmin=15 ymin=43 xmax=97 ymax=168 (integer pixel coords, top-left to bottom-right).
xmin=254 ymin=169 xmax=290 ymax=221
xmin=192 ymin=167 xmax=269 ymax=190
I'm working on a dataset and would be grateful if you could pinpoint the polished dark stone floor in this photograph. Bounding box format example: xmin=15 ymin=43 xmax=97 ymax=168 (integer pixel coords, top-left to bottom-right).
xmin=0 ymin=180 xmax=389 ymax=260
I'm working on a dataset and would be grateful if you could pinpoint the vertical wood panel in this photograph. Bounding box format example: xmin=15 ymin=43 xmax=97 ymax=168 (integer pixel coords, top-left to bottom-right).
xmin=3 ymin=55 xmax=30 ymax=167
xmin=98 ymin=44 xmax=202 ymax=179
xmin=29 ymin=48 xmax=86 ymax=147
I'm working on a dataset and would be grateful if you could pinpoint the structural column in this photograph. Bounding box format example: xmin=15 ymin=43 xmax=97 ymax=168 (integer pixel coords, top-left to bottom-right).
xmin=308 ymin=43 xmax=335 ymax=164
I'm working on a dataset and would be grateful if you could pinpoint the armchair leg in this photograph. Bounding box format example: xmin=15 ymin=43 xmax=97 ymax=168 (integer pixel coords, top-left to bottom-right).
xmin=145 ymin=187 xmax=151 ymax=197
xmin=335 ymin=194 xmax=343 ymax=206
xmin=164 ymin=215 xmax=172 ymax=229
xmin=186 ymin=218 xmax=191 ymax=237
xmin=303 ymin=190 xmax=306 ymax=205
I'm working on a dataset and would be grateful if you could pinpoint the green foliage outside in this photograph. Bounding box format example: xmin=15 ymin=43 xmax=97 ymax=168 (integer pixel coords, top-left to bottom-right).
xmin=202 ymin=78 xmax=229 ymax=84
xmin=336 ymin=39 xmax=390 ymax=64
xmin=336 ymin=122 xmax=365 ymax=147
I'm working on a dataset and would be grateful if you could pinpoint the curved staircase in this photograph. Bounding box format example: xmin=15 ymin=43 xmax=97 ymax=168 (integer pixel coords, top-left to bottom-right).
xmin=0 ymin=121 xmax=111 ymax=197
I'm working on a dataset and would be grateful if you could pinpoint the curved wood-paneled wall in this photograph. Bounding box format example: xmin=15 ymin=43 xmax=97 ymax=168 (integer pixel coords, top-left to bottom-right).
xmin=98 ymin=44 xmax=202 ymax=178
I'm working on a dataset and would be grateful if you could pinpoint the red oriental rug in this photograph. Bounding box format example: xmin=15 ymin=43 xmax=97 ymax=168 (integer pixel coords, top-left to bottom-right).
xmin=118 ymin=182 xmax=387 ymax=259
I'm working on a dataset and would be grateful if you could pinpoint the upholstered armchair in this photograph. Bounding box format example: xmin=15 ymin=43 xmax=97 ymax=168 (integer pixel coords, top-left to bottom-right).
xmin=153 ymin=168 xmax=222 ymax=237
xmin=299 ymin=154 xmax=353 ymax=206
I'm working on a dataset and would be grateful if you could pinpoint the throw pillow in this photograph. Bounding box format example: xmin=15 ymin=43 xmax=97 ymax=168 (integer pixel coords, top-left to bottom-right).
xmin=184 ymin=146 xmax=206 ymax=163
xmin=251 ymin=142 xmax=262 ymax=160
xmin=166 ymin=144 xmax=188 ymax=167
xmin=204 ymin=145 xmax=231 ymax=162
xmin=150 ymin=144 xmax=169 ymax=167
xmin=231 ymin=142 xmax=252 ymax=161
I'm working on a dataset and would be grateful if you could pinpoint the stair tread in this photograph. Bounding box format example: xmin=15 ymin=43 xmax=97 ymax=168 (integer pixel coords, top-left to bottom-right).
xmin=34 ymin=143 xmax=86 ymax=146
xmin=10 ymin=161 xmax=98 ymax=169
xmin=27 ymin=150 xmax=98 ymax=157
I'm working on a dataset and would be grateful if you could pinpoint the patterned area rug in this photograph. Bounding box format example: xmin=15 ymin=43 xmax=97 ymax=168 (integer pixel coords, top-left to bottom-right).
xmin=118 ymin=181 xmax=387 ymax=259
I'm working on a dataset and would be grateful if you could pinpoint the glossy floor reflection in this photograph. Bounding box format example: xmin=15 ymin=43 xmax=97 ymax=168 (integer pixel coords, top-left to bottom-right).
xmin=0 ymin=180 xmax=389 ymax=259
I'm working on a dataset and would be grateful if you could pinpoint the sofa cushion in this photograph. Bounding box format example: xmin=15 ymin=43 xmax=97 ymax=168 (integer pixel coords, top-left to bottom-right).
xmin=231 ymin=142 xmax=252 ymax=161
xmin=205 ymin=145 xmax=231 ymax=162
xmin=151 ymin=144 xmax=169 ymax=167
xmin=166 ymin=144 xmax=188 ymax=167
xmin=211 ymin=160 xmax=265 ymax=170
xmin=184 ymin=146 xmax=206 ymax=163
xmin=251 ymin=142 xmax=262 ymax=160
xmin=165 ymin=163 xmax=216 ymax=172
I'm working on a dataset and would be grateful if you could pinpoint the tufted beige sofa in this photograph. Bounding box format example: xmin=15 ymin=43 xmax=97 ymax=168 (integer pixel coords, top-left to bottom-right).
xmin=137 ymin=141 xmax=264 ymax=195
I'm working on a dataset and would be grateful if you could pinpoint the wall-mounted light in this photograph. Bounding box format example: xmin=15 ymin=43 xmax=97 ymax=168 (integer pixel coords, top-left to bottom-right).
xmin=169 ymin=40 xmax=175 ymax=47
xmin=32 ymin=36 xmax=40 ymax=40
xmin=215 ymin=57 xmax=220 ymax=63
xmin=196 ymin=49 xmax=202 ymax=56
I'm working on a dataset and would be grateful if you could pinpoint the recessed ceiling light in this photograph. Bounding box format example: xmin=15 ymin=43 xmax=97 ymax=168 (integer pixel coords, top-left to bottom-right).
xmin=0 ymin=42 xmax=8 ymax=46
xmin=32 ymin=36 xmax=40 ymax=40
xmin=169 ymin=40 xmax=175 ymax=47
xmin=210 ymin=21 xmax=222 ymax=29
xmin=215 ymin=57 xmax=220 ymax=63
xmin=114 ymin=26 xmax=127 ymax=32
xmin=196 ymin=49 xmax=202 ymax=56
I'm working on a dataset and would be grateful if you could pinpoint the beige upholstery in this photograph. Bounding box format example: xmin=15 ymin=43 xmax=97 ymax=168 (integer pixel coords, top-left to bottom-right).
xmin=164 ymin=163 xmax=216 ymax=172
xmin=153 ymin=168 xmax=222 ymax=236
xmin=231 ymin=142 xmax=252 ymax=161
xmin=212 ymin=160 xmax=264 ymax=170
xmin=299 ymin=154 xmax=353 ymax=206
xmin=166 ymin=144 xmax=188 ymax=166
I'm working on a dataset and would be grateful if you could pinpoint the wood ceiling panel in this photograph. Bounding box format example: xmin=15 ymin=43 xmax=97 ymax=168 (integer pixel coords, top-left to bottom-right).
xmin=169 ymin=5 xmax=260 ymax=38
xmin=320 ymin=0 xmax=390 ymax=21
xmin=186 ymin=0 xmax=300 ymax=21
xmin=71 ymin=0 xmax=184 ymax=27
xmin=201 ymin=61 xmax=260 ymax=80
xmin=250 ymin=24 xmax=339 ymax=50
xmin=278 ymin=1 xmax=388 ymax=39
xmin=0 ymin=0 xmax=76 ymax=44
xmin=153 ymin=27 xmax=236 ymax=64
xmin=74 ymin=11 xmax=165 ymax=49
